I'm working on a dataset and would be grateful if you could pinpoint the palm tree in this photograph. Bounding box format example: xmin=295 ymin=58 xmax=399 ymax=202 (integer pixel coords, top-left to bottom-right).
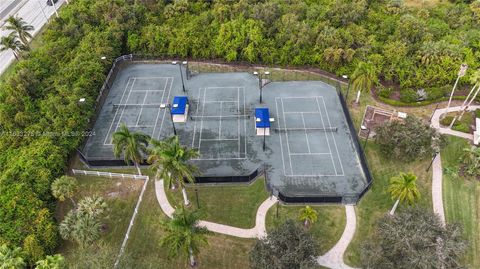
xmin=51 ymin=175 xmax=78 ymax=207
xmin=77 ymin=195 xmax=108 ymax=218
xmin=388 ymin=172 xmax=420 ymax=215
xmin=461 ymin=146 xmax=480 ymax=176
xmin=161 ymin=207 xmax=210 ymax=267
xmin=350 ymin=61 xmax=377 ymax=103
xmin=148 ymin=136 xmax=199 ymax=206
xmin=112 ymin=124 xmax=150 ymax=175
xmin=0 ymin=33 xmax=24 ymax=60
xmin=4 ymin=16 xmax=34 ymax=47
xmin=35 ymin=254 xmax=66 ymax=269
xmin=298 ymin=206 xmax=318 ymax=228
xmin=0 ymin=244 xmax=25 ymax=269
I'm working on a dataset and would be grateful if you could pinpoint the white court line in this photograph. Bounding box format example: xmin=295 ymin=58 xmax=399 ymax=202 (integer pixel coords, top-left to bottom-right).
xmin=197 ymin=87 xmax=208 ymax=154
xmin=131 ymin=76 xmax=173 ymax=79
xmin=237 ymin=87 xmax=241 ymax=158
xmin=290 ymin=153 xmax=331 ymax=155
xmin=320 ymin=96 xmax=345 ymax=175
xmin=201 ymin=138 xmax=239 ymax=141
xmin=114 ymin=78 xmax=136 ymax=132
xmin=204 ymin=86 xmax=242 ymax=89
xmin=192 ymin=157 xmax=248 ymax=161
xmin=281 ymin=98 xmax=294 ymax=175
xmin=203 ymin=100 xmax=238 ymax=103
xmin=218 ymin=101 xmax=223 ymax=139
xmin=191 ymin=88 xmax=203 ymax=148
xmin=301 ymin=112 xmax=311 ymax=153
xmin=275 ymin=98 xmax=287 ymax=176
xmin=315 ymin=96 xmax=338 ymax=175
xmin=284 ymin=111 xmax=318 ymax=114
xmin=151 ymin=77 xmax=169 ymax=139
xmin=243 ymin=87 xmax=247 ymax=158
xmin=135 ymin=91 xmax=149 ymax=126
xmin=127 ymin=90 xmax=164 ymax=93
xmin=103 ymin=78 xmax=132 ymax=145
xmin=157 ymin=77 xmax=173 ymax=139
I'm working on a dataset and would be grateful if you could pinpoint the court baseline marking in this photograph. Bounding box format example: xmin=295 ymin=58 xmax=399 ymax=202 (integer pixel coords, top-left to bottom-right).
xmin=192 ymin=87 xmax=247 ymax=161
xmin=275 ymin=96 xmax=344 ymax=177
xmin=103 ymin=77 xmax=172 ymax=145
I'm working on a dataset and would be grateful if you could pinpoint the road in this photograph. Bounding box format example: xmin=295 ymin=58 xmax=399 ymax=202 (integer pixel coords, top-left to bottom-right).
xmin=0 ymin=0 xmax=67 ymax=75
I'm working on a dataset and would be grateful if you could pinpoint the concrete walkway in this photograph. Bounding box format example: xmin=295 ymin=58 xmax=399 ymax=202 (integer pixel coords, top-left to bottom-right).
xmin=154 ymin=179 xmax=277 ymax=238
xmin=430 ymin=105 xmax=480 ymax=225
xmin=317 ymin=205 xmax=359 ymax=269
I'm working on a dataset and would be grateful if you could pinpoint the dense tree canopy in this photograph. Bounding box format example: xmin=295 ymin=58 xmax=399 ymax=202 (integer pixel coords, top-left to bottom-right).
xmin=361 ymin=207 xmax=467 ymax=269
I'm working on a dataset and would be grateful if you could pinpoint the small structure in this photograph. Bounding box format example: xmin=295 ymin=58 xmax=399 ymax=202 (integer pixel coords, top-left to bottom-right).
xmin=359 ymin=105 xmax=407 ymax=138
xmin=171 ymin=96 xmax=189 ymax=123
xmin=255 ymin=108 xmax=271 ymax=136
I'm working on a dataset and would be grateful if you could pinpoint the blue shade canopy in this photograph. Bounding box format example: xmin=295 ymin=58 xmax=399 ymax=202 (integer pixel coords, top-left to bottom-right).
xmin=171 ymin=96 xmax=188 ymax=115
xmin=255 ymin=108 xmax=270 ymax=128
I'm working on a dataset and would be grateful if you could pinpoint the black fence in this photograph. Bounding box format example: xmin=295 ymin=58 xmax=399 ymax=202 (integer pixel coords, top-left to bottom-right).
xmin=194 ymin=168 xmax=260 ymax=184
xmin=336 ymin=83 xmax=373 ymax=202
xmin=277 ymin=192 xmax=343 ymax=204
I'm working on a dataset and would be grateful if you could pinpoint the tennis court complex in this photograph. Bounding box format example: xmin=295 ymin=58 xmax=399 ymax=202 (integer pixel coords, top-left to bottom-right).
xmin=82 ymin=62 xmax=370 ymax=203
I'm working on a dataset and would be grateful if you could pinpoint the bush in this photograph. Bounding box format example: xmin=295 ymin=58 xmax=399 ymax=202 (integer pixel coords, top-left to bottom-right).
xmin=440 ymin=116 xmax=454 ymax=126
xmin=375 ymin=116 xmax=442 ymax=162
xmin=475 ymin=109 xmax=480 ymax=118
xmin=377 ymin=86 xmax=393 ymax=98
xmin=400 ymin=89 xmax=418 ymax=103
xmin=427 ymin=86 xmax=449 ymax=100
xmin=452 ymin=123 xmax=470 ymax=133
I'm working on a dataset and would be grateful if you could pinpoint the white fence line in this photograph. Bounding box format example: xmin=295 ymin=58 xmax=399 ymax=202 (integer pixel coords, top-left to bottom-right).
xmin=71 ymin=169 xmax=148 ymax=180
xmin=114 ymin=176 xmax=150 ymax=268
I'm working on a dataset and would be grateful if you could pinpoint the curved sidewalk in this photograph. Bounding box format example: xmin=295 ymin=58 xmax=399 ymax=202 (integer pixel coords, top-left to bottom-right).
xmin=317 ymin=205 xmax=359 ymax=269
xmin=154 ymin=179 xmax=277 ymax=238
xmin=430 ymin=105 xmax=480 ymax=226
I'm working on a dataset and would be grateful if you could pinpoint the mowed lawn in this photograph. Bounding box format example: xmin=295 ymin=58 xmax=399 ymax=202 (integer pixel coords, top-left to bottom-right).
xmin=441 ymin=136 xmax=480 ymax=268
xmin=166 ymin=178 xmax=270 ymax=228
xmin=266 ymin=204 xmax=346 ymax=255
xmin=120 ymin=179 xmax=254 ymax=268
xmin=344 ymin=142 xmax=433 ymax=266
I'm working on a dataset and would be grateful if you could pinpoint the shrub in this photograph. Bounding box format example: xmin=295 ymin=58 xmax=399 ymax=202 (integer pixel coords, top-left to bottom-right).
xmin=452 ymin=123 xmax=470 ymax=133
xmin=440 ymin=116 xmax=454 ymax=126
xmin=400 ymin=89 xmax=418 ymax=103
xmin=377 ymin=86 xmax=393 ymax=98
xmin=475 ymin=109 xmax=480 ymax=118
xmin=427 ymin=86 xmax=448 ymax=100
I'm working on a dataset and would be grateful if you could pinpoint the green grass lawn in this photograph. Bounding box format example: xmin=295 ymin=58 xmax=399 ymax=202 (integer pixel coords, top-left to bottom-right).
xmin=56 ymin=175 xmax=144 ymax=267
xmin=441 ymin=136 xmax=480 ymax=268
xmin=266 ymin=204 xmax=346 ymax=255
xmin=343 ymin=142 xmax=433 ymax=267
xmin=120 ymin=179 xmax=255 ymax=269
xmin=166 ymin=178 xmax=270 ymax=228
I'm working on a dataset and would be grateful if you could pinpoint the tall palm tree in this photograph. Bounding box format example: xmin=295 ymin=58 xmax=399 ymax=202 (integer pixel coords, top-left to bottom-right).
xmin=350 ymin=61 xmax=378 ymax=103
xmin=77 ymin=195 xmax=108 ymax=218
xmin=4 ymin=16 xmax=34 ymax=47
xmin=148 ymin=136 xmax=199 ymax=206
xmin=161 ymin=207 xmax=210 ymax=267
xmin=51 ymin=175 xmax=78 ymax=208
xmin=112 ymin=124 xmax=150 ymax=175
xmin=35 ymin=254 xmax=66 ymax=269
xmin=298 ymin=206 xmax=318 ymax=228
xmin=0 ymin=244 xmax=25 ymax=269
xmin=0 ymin=33 xmax=24 ymax=60
xmin=388 ymin=172 xmax=420 ymax=215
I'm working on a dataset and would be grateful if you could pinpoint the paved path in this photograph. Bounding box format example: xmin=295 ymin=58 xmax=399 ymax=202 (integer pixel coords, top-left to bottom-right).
xmin=0 ymin=0 xmax=67 ymax=75
xmin=430 ymin=105 xmax=480 ymax=226
xmin=154 ymin=179 xmax=277 ymax=238
xmin=317 ymin=205 xmax=359 ymax=269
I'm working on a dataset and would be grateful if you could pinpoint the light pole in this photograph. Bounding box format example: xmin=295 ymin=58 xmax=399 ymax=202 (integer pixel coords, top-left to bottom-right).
xmin=360 ymin=125 xmax=371 ymax=152
xmin=195 ymin=188 xmax=200 ymax=209
xmin=254 ymin=71 xmax=270 ymax=103
xmin=160 ymin=103 xmax=177 ymax=136
xmin=184 ymin=61 xmax=190 ymax=80
xmin=444 ymin=63 xmax=468 ymax=118
xmin=343 ymin=75 xmax=351 ymax=101
xmin=426 ymin=151 xmax=439 ymax=172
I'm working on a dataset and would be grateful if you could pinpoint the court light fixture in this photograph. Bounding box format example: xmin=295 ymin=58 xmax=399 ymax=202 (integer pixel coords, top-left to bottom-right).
xmin=172 ymin=61 xmax=177 ymax=65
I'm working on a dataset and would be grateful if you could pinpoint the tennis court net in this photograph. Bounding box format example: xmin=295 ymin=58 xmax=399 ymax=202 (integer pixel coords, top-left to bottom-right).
xmin=189 ymin=115 xmax=250 ymax=121
xmin=274 ymin=127 xmax=338 ymax=133
xmin=113 ymin=104 xmax=162 ymax=109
